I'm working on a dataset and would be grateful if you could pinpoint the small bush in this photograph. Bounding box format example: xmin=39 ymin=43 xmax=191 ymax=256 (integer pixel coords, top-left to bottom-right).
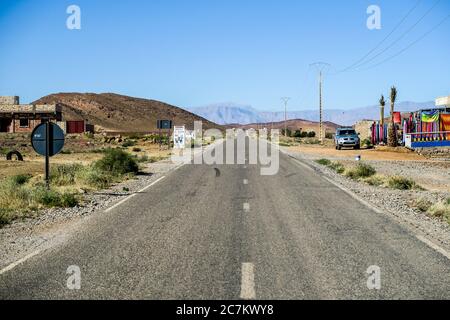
xmin=346 ymin=163 xmax=376 ymax=180
xmin=364 ymin=175 xmax=386 ymax=186
xmin=362 ymin=138 xmax=373 ymax=149
xmin=31 ymin=187 xmax=78 ymax=208
xmin=428 ymin=201 xmax=450 ymax=224
xmin=95 ymin=148 xmax=139 ymax=175
xmin=137 ymin=155 xmax=149 ymax=163
xmin=51 ymin=164 xmax=84 ymax=186
xmin=325 ymin=132 xmax=333 ymax=139
xmin=122 ymin=140 xmax=137 ymax=148
xmin=413 ymin=198 xmax=432 ymax=212
xmin=132 ymin=147 xmax=142 ymax=152
xmin=11 ymin=174 xmax=31 ymax=185
xmin=315 ymin=159 xmax=331 ymax=166
xmin=329 ymin=162 xmax=345 ymax=174
xmin=0 ymin=208 xmax=13 ymax=226
xmin=388 ymin=176 xmax=416 ymax=190
xmin=76 ymin=166 xmax=114 ymax=189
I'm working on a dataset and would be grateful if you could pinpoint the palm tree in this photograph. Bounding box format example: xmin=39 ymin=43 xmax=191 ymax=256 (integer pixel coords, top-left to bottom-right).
xmin=388 ymin=86 xmax=398 ymax=147
xmin=379 ymin=95 xmax=386 ymax=126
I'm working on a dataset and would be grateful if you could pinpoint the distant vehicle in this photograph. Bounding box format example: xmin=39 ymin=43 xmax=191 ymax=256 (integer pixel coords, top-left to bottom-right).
xmin=335 ymin=127 xmax=360 ymax=150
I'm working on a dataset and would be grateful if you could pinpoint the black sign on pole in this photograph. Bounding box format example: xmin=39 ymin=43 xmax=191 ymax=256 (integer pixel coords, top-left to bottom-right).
xmin=157 ymin=120 xmax=173 ymax=130
xmin=31 ymin=122 xmax=65 ymax=189
xmin=157 ymin=120 xmax=173 ymax=150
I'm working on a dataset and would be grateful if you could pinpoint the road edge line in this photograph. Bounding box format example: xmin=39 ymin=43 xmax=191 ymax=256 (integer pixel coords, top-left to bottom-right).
xmin=105 ymin=176 xmax=166 ymax=213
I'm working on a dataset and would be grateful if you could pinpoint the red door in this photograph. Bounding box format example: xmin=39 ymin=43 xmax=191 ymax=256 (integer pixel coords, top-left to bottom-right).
xmin=67 ymin=121 xmax=85 ymax=134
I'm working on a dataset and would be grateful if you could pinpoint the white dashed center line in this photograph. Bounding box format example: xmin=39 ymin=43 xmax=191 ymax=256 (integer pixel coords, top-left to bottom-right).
xmin=243 ymin=203 xmax=250 ymax=212
xmin=240 ymin=263 xmax=256 ymax=300
xmin=243 ymin=179 xmax=249 ymax=185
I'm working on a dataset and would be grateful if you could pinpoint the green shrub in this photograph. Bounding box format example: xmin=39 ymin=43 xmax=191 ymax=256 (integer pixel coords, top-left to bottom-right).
xmin=414 ymin=198 xmax=432 ymax=212
xmin=51 ymin=164 xmax=84 ymax=186
xmin=345 ymin=163 xmax=376 ymax=180
xmin=388 ymin=176 xmax=416 ymax=190
xmin=137 ymin=155 xmax=149 ymax=163
xmin=84 ymin=132 xmax=95 ymax=140
xmin=364 ymin=175 xmax=386 ymax=186
xmin=11 ymin=174 xmax=31 ymax=185
xmin=94 ymin=149 xmax=139 ymax=175
xmin=122 ymin=140 xmax=137 ymax=148
xmin=428 ymin=201 xmax=450 ymax=224
xmin=31 ymin=187 xmax=78 ymax=208
xmin=76 ymin=166 xmax=114 ymax=189
xmin=132 ymin=147 xmax=142 ymax=152
xmin=329 ymin=162 xmax=345 ymax=174
xmin=362 ymin=138 xmax=373 ymax=148
xmin=315 ymin=159 xmax=331 ymax=166
xmin=0 ymin=208 xmax=13 ymax=226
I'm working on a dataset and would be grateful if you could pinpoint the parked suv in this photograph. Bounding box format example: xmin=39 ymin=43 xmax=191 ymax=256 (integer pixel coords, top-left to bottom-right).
xmin=335 ymin=128 xmax=360 ymax=150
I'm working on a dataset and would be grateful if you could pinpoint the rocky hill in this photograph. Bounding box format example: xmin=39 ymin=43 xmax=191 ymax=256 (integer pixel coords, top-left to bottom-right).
xmin=34 ymin=93 xmax=219 ymax=132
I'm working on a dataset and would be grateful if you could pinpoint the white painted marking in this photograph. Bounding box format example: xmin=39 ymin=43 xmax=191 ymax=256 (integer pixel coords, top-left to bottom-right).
xmin=105 ymin=176 xmax=166 ymax=213
xmin=0 ymin=249 xmax=42 ymax=275
xmin=416 ymin=235 xmax=450 ymax=260
xmin=240 ymin=263 xmax=256 ymax=300
xmin=243 ymin=179 xmax=249 ymax=185
xmin=243 ymin=203 xmax=250 ymax=212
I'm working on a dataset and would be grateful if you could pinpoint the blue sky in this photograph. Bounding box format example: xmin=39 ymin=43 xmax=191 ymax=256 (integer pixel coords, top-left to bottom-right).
xmin=0 ymin=0 xmax=449 ymax=111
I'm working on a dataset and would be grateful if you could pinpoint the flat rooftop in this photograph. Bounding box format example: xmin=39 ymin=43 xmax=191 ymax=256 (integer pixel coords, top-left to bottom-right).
xmin=0 ymin=104 xmax=62 ymax=114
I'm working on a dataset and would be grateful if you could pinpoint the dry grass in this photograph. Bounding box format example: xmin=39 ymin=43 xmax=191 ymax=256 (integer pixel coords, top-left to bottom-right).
xmin=428 ymin=199 xmax=450 ymax=224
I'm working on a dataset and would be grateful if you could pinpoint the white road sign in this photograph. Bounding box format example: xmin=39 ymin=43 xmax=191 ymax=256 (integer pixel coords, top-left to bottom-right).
xmin=174 ymin=126 xmax=186 ymax=149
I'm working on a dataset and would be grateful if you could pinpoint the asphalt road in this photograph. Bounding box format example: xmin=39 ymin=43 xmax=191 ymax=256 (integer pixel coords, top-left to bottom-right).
xmin=1 ymin=138 xmax=450 ymax=299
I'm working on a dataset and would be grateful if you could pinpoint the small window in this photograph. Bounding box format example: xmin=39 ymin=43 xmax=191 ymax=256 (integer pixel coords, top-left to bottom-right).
xmin=19 ymin=119 xmax=29 ymax=128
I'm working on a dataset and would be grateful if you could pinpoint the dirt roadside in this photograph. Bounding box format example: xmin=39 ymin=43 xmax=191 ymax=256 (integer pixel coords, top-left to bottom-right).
xmin=284 ymin=144 xmax=450 ymax=252
xmin=288 ymin=144 xmax=450 ymax=192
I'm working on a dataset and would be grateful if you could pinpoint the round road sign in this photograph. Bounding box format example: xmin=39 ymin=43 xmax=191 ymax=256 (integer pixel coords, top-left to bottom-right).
xmin=31 ymin=123 xmax=65 ymax=157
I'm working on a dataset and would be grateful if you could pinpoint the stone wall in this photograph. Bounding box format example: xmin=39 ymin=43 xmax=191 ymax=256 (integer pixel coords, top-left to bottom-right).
xmin=354 ymin=120 xmax=374 ymax=142
xmin=12 ymin=118 xmax=42 ymax=133
xmin=0 ymin=96 xmax=19 ymax=105
xmin=0 ymin=104 xmax=59 ymax=113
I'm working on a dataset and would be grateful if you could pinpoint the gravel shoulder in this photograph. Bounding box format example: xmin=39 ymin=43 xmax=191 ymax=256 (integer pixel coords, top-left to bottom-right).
xmin=0 ymin=160 xmax=180 ymax=271
xmin=284 ymin=147 xmax=450 ymax=253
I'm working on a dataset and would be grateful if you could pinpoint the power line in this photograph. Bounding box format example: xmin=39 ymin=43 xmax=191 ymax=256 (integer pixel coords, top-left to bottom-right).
xmin=336 ymin=0 xmax=422 ymax=74
xmin=362 ymin=12 xmax=450 ymax=70
xmin=350 ymin=0 xmax=441 ymax=71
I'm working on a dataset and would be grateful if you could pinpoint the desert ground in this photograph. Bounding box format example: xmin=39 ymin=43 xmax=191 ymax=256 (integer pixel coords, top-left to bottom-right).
xmin=286 ymin=140 xmax=450 ymax=192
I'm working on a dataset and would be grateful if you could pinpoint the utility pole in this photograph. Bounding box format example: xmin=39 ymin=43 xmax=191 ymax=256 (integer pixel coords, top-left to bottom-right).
xmin=281 ymin=97 xmax=291 ymax=137
xmin=310 ymin=62 xmax=331 ymax=143
xmin=319 ymin=71 xmax=323 ymax=142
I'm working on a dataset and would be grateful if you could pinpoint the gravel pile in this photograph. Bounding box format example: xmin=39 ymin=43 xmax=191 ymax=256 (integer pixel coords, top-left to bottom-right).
xmin=286 ymin=150 xmax=450 ymax=252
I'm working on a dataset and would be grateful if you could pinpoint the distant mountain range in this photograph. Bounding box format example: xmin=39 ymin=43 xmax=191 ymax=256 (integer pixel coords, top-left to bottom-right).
xmin=188 ymin=101 xmax=435 ymax=126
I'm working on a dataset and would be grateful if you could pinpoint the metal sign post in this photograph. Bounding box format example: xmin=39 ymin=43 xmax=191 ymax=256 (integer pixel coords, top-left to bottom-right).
xmin=45 ymin=122 xmax=50 ymax=189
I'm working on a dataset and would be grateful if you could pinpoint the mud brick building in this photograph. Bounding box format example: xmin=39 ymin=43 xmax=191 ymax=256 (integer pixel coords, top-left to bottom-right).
xmin=0 ymin=96 xmax=62 ymax=133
